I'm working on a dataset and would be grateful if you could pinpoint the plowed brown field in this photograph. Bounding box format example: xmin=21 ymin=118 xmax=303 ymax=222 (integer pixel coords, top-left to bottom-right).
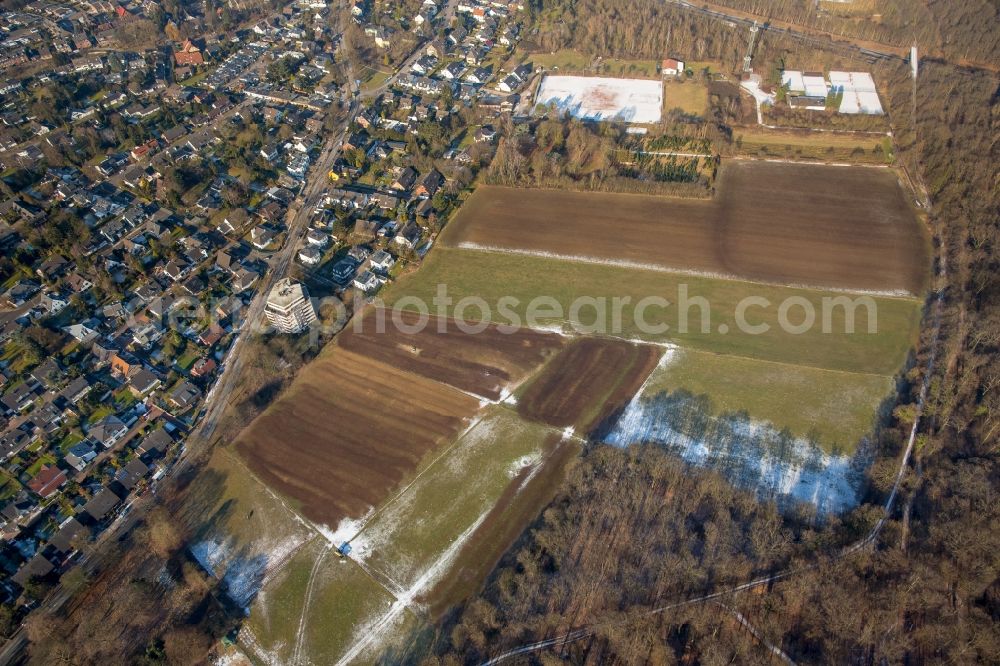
xmin=443 ymin=161 xmax=929 ymax=295
xmin=235 ymin=348 xmax=480 ymax=526
xmin=337 ymin=309 xmax=565 ymax=400
xmin=517 ymin=338 xmax=661 ymax=434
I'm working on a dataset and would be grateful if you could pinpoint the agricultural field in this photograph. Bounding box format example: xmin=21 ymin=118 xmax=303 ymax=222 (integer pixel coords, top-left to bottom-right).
xmin=517 ymin=338 xmax=662 ymax=434
xmin=386 ymin=246 xmax=923 ymax=376
xmin=231 ymin=403 xmax=580 ymax=664
xmin=441 ymin=161 xmax=930 ymax=295
xmin=235 ymin=346 xmax=482 ymax=527
xmin=336 ymin=308 xmax=564 ymax=400
xmin=736 ymin=127 xmax=892 ymax=163
xmin=639 ymin=348 xmax=894 ymax=454
xmin=218 ymin=153 xmax=933 ymax=661
xmin=221 ymin=309 xmax=589 ymax=662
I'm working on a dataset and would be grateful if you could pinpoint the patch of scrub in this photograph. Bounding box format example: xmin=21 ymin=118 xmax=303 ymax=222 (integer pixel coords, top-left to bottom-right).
xmin=604 ymin=390 xmax=869 ymax=514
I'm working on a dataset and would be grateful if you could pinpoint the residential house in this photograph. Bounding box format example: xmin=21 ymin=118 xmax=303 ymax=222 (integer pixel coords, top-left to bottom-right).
xmin=231 ymin=268 xmax=259 ymax=294
xmin=27 ymin=465 xmax=67 ymax=499
xmin=88 ymin=414 xmax=128 ymax=449
xmin=58 ymin=376 xmax=92 ymax=406
xmin=190 ymin=357 xmax=217 ymax=379
xmin=168 ymin=381 xmax=202 ymax=411
xmin=298 ymin=247 xmax=322 ymax=266
xmin=64 ymin=441 xmax=97 ymax=472
xmin=391 ymin=166 xmax=419 ymax=191
xmin=47 ymin=517 xmax=88 ymax=556
xmin=136 ymin=428 xmax=173 ymax=459
xmin=127 ymin=368 xmax=160 ymax=397
xmin=415 ymin=169 xmax=445 ymax=198
xmin=82 ymin=487 xmax=120 ymax=524
xmin=112 ymin=458 xmax=149 ymax=497
xmin=64 ymin=322 xmax=98 ymax=344
xmin=394 ymin=221 xmax=423 ymax=250
xmin=661 ymin=57 xmax=685 ymax=77
xmin=369 ymin=249 xmax=395 ymax=273
xmin=352 ymin=270 xmax=380 ymax=292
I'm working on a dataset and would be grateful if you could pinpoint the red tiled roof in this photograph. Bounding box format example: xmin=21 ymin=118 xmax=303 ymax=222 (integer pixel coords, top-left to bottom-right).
xmin=28 ymin=465 xmax=67 ymax=498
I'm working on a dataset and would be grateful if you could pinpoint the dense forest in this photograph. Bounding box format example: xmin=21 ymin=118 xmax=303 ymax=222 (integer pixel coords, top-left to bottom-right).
xmin=706 ymin=0 xmax=999 ymax=67
xmin=420 ymin=1 xmax=1000 ymax=664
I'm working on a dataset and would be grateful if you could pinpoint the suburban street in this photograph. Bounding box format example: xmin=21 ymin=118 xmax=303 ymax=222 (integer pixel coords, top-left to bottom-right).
xmin=191 ymin=0 xmax=457 ymax=447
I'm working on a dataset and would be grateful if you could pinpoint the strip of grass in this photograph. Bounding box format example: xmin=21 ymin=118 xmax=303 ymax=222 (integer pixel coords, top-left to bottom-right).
xmin=302 ymin=560 xmax=399 ymax=664
xmin=645 ymin=348 xmax=894 ymax=454
xmin=245 ymin=536 xmax=322 ymax=663
xmin=384 ymin=247 xmax=922 ymax=376
xmin=737 ymin=128 xmax=892 ymax=163
xmin=0 ymin=470 xmax=21 ymax=501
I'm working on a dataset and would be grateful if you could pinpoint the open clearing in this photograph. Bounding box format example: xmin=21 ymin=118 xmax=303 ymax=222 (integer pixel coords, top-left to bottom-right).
xmin=536 ymin=75 xmax=664 ymax=123
xmin=664 ymin=80 xmax=709 ymax=115
xmin=517 ymin=338 xmax=662 ymax=434
xmin=235 ymin=347 xmax=481 ymax=527
xmin=386 ymin=247 xmax=923 ymax=376
xmin=641 ymin=348 xmax=894 ymax=454
xmin=442 ymin=161 xmax=929 ymax=295
xmin=337 ymin=308 xmax=564 ymax=400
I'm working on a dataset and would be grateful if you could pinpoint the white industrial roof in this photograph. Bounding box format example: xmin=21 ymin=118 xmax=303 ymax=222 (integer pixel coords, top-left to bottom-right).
xmin=781 ymin=70 xmax=805 ymax=93
xmin=830 ymin=71 xmax=883 ymax=115
xmin=801 ymin=74 xmax=828 ymax=98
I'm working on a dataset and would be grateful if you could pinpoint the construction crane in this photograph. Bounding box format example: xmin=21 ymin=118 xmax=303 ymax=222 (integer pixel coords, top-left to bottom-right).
xmin=743 ymin=21 xmax=760 ymax=73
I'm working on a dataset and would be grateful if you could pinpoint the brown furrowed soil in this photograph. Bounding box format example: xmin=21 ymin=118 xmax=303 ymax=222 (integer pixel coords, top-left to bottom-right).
xmin=337 ymin=309 xmax=565 ymax=400
xmin=517 ymin=338 xmax=661 ymax=435
xmin=235 ymin=348 xmax=481 ymax=527
xmin=443 ymin=161 xmax=930 ymax=295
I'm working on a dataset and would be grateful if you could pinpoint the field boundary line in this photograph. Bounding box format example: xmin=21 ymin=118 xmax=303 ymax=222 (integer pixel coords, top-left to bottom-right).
xmin=450 ymin=244 xmax=921 ymax=300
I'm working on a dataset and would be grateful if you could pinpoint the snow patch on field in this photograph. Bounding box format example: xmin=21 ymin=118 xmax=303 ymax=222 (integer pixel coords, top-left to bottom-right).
xmin=604 ymin=391 xmax=865 ymax=514
xmin=536 ymin=75 xmax=664 ymax=124
xmin=334 ymin=510 xmax=491 ymax=666
xmin=317 ymin=512 xmax=372 ymax=547
xmin=192 ymin=529 xmax=314 ymax=611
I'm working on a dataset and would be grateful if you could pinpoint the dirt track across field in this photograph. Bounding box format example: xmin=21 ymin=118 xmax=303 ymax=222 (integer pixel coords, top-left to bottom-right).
xmin=517 ymin=338 xmax=661 ymax=435
xmin=443 ymin=161 xmax=930 ymax=295
xmin=235 ymin=349 xmax=480 ymax=527
xmin=337 ymin=309 xmax=565 ymax=400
